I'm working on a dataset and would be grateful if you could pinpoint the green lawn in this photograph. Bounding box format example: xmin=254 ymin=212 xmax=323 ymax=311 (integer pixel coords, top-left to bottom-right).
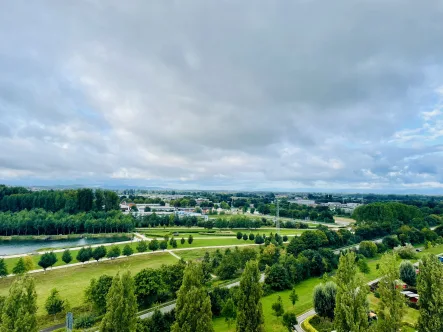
xmin=3 ymin=240 xmax=142 ymax=272
xmin=368 ymin=294 xmax=419 ymax=326
xmin=213 ymin=277 xmax=324 ymax=332
xmin=0 ymin=252 xmax=176 ymax=316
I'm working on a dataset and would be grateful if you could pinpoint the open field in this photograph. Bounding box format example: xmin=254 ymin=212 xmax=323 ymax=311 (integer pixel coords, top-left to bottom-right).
xmin=334 ymin=216 xmax=356 ymax=224
xmin=0 ymin=252 xmax=176 ymax=316
xmin=141 ymin=227 xmax=308 ymax=237
xmin=2 ymin=236 xmax=273 ymax=272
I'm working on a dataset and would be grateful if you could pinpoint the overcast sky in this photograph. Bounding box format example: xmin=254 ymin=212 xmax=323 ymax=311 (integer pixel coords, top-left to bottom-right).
xmin=1 ymin=1 xmax=443 ymax=192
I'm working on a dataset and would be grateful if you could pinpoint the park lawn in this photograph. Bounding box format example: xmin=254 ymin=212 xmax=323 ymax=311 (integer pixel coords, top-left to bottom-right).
xmin=172 ymin=237 xmax=257 ymax=248
xmin=0 ymin=252 xmax=176 ymax=316
xmin=334 ymin=216 xmax=356 ymax=223
xmin=417 ymin=243 xmax=443 ymax=257
xmin=213 ymin=277 xmax=324 ymax=332
xmin=3 ymin=240 xmax=142 ymax=272
xmin=177 ymin=246 xmax=260 ymax=261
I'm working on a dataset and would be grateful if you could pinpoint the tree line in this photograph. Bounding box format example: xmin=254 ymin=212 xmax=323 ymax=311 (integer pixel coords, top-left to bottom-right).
xmin=0 ymin=209 xmax=134 ymax=236
xmin=0 ymin=185 xmax=119 ymax=213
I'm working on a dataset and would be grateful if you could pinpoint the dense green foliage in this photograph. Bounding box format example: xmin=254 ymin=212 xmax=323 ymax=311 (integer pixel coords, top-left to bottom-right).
xmin=171 ymin=263 xmax=214 ymax=332
xmin=100 ymin=271 xmax=137 ymax=332
xmin=376 ymin=253 xmax=405 ymax=331
xmin=44 ymin=288 xmax=65 ymax=316
xmin=334 ymin=252 xmax=369 ymax=332
xmin=0 ymin=276 xmax=37 ymax=332
xmin=0 ymin=209 xmax=134 ymax=235
xmin=0 ymin=186 xmax=119 ymax=213
xmin=85 ymin=274 xmax=114 ymax=314
xmin=399 ymin=261 xmax=416 ymax=286
xmin=313 ymin=282 xmax=337 ymax=319
xmin=417 ymin=254 xmax=443 ymax=332
xmin=236 ymin=260 xmax=264 ymax=332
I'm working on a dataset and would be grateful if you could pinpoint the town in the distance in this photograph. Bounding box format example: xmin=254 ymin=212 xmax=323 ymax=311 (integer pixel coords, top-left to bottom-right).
xmin=0 ymin=185 xmax=442 ymax=332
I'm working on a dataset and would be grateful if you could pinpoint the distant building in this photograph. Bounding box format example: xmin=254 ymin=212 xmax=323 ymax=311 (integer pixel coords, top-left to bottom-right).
xmin=288 ymin=199 xmax=316 ymax=206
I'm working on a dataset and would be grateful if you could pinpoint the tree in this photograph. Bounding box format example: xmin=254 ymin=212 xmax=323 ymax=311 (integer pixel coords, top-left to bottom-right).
xmin=85 ymin=274 xmax=113 ymax=314
xmin=376 ymin=252 xmax=405 ymax=332
xmin=62 ymin=249 xmax=72 ymax=264
xmin=100 ymin=272 xmax=137 ymax=332
xmin=160 ymin=241 xmax=168 ymax=251
xmin=272 ymin=296 xmax=284 ymax=318
xmin=172 ymin=239 xmax=178 ymax=248
xmin=216 ymin=254 xmax=238 ymax=280
xmin=106 ymin=245 xmax=121 ymax=259
xmin=181 ymin=237 xmax=185 ymax=245
xmin=249 ymin=233 xmax=255 ymax=241
xmin=283 ymin=235 xmax=288 ymax=242
xmin=0 ymin=275 xmax=37 ymax=332
xmin=149 ymin=239 xmax=159 ymax=251
xmin=242 ymin=233 xmax=248 ymax=241
xmin=358 ymin=241 xmax=378 ymax=258
xmin=357 ymin=259 xmax=370 ymax=274
xmin=334 ymin=252 xmax=369 ymax=332
xmin=417 ymin=254 xmax=443 ymax=332
xmin=188 ymin=235 xmax=194 ymax=244
xmin=13 ymin=257 xmax=27 ymax=275
xmin=45 ymin=288 xmax=65 ymax=319
xmin=136 ymin=240 xmax=148 ymax=252
xmin=236 ymin=260 xmax=264 ymax=332
xmin=313 ymin=281 xmax=337 ymax=319
xmin=123 ymin=244 xmax=133 ymax=257
xmin=399 ymin=261 xmax=416 ymax=287
xmin=77 ymin=247 xmax=92 ymax=265
xmin=38 ymin=252 xmax=57 ymax=271
xmin=289 ymin=288 xmax=299 ymax=307
xmin=221 ymin=298 xmax=236 ymax=328
xmin=0 ymin=258 xmax=8 ymax=277
xmin=237 ymin=232 xmax=243 ymax=240
xmin=134 ymin=268 xmax=167 ymax=307
xmin=265 ymin=264 xmax=291 ymax=291
xmin=282 ymin=311 xmax=298 ymax=332
xmin=171 ymin=263 xmax=214 ymax=332
xmin=92 ymin=245 xmax=107 ymax=262
xmin=23 ymin=256 xmax=34 ymax=272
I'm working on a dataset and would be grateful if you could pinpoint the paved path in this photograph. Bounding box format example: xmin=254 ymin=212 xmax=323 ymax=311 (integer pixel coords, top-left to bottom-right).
xmin=294 ymin=309 xmax=316 ymax=332
xmin=167 ymin=250 xmax=182 ymax=260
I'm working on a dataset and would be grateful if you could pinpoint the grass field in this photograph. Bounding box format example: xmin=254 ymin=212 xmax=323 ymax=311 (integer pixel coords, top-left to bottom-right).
xmin=141 ymin=227 xmax=308 ymax=237
xmin=3 ymin=236 xmax=270 ymax=272
xmin=213 ymin=277 xmax=324 ymax=332
xmin=0 ymin=252 xmax=176 ymax=316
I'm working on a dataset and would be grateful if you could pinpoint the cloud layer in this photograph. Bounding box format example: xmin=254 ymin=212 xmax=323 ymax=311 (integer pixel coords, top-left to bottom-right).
xmin=1 ymin=1 xmax=443 ymax=191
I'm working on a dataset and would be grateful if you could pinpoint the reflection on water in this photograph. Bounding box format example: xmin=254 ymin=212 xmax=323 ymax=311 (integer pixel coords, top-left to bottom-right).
xmin=0 ymin=237 xmax=128 ymax=256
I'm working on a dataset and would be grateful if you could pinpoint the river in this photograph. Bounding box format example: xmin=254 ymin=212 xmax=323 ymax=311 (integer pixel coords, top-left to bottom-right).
xmin=0 ymin=236 xmax=129 ymax=256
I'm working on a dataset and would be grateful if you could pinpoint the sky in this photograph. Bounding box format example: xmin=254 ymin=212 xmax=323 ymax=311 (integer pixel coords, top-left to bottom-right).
xmin=1 ymin=1 xmax=443 ymax=192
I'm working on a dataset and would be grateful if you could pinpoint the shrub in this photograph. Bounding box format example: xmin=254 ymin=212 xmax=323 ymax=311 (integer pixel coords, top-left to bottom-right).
xmin=399 ymin=260 xmax=416 ymax=286
xmin=359 ymin=241 xmax=378 ymax=258
xmin=74 ymin=313 xmax=96 ymax=328
xmin=237 ymin=232 xmax=243 ymax=240
xmin=394 ymin=244 xmax=417 ymax=259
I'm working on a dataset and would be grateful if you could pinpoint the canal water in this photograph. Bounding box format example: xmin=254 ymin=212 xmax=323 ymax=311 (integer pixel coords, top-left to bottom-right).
xmin=0 ymin=236 xmax=129 ymax=256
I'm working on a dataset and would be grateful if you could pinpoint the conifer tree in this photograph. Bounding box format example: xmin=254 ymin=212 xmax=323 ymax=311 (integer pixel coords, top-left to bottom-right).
xmin=45 ymin=288 xmax=65 ymax=319
xmin=100 ymin=271 xmax=137 ymax=332
xmin=417 ymin=254 xmax=443 ymax=332
xmin=171 ymin=262 xmax=214 ymax=332
xmin=0 ymin=276 xmax=38 ymax=332
xmin=236 ymin=260 xmax=264 ymax=332
xmin=222 ymin=298 xmax=237 ymax=328
xmin=0 ymin=258 xmax=8 ymax=277
xmin=12 ymin=257 xmax=27 ymax=275
xmin=376 ymin=252 xmax=405 ymax=331
xmin=334 ymin=252 xmax=368 ymax=332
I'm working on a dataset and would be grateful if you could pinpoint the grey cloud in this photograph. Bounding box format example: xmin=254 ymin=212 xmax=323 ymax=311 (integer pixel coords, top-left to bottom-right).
xmin=1 ymin=1 xmax=443 ymax=190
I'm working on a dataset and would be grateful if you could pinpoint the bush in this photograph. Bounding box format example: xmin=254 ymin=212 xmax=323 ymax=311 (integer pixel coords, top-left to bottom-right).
xmin=399 ymin=260 xmax=416 ymax=286
xmin=382 ymin=236 xmax=401 ymax=249
xmin=358 ymin=259 xmax=370 ymax=274
xmin=309 ymin=315 xmax=334 ymax=332
xmin=236 ymin=232 xmax=243 ymax=240
xmin=359 ymin=241 xmax=377 ymax=258
xmin=74 ymin=313 xmax=96 ymax=328
xmin=394 ymin=244 xmax=417 ymax=259
xmin=282 ymin=311 xmax=298 ymax=332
